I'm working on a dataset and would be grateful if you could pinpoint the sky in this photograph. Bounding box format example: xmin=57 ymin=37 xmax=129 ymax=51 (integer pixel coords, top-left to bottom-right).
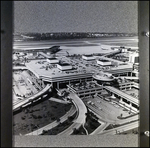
xmin=14 ymin=1 xmax=138 ymax=33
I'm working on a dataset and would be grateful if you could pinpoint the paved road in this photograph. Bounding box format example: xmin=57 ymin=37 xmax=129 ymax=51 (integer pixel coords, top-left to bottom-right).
xmin=117 ymin=114 xmax=139 ymax=124
xmin=90 ymin=114 xmax=139 ymax=135
xmin=101 ymin=49 xmax=121 ymax=57
xmin=58 ymin=122 xmax=81 ymax=135
xmin=49 ymin=97 xmax=69 ymax=104
xmin=13 ymin=84 xmax=51 ymax=110
xmin=69 ymin=92 xmax=87 ymax=124
xmin=57 ymin=91 xmax=87 ymax=135
xmin=87 ymin=104 xmax=118 ymax=124
xmin=104 ymin=86 xmax=139 ymax=106
xmin=90 ymin=122 xmax=109 ymax=135
xmin=13 ymin=66 xmax=28 ymax=70
xmin=84 ymin=95 xmax=139 ymax=135
xmin=98 ymin=121 xmax=139 ymax=135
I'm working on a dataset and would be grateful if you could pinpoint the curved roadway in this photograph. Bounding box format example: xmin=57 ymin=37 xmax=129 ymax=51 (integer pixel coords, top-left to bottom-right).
xmin=58 ymin=91 xmax=87 ymax=135
xmin=13 ymin=84 xmax=51 ymax=110
xmin=98 ymin=121 xmax=139 ymax=135
xmin=26 ymin=91 xmax=88 ymax=136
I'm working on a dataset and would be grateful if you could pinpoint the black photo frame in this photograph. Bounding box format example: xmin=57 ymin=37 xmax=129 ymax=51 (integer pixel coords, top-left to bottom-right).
xmin=1 ymin=1 xmax=149 ymax=147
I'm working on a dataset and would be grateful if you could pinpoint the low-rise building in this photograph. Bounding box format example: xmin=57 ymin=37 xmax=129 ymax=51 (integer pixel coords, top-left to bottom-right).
xmin=47 ymin=58 xmax=59 ymax=64
xmin=82 ymin=55 xmax=95 ymax=60
xmin=128 ymin=52 xmax=139 ymax=64
xmin=97 ymin=59 xmax=112 ymax=66
xmin=57 ymin=63 xmax=72 ymax=71
xmin=121 ymin=48 xmax=128 ymax=53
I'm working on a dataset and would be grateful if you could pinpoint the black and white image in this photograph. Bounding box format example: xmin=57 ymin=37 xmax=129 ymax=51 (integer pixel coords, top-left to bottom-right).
xmin=13 ymin=1 xmax=139 ymax=136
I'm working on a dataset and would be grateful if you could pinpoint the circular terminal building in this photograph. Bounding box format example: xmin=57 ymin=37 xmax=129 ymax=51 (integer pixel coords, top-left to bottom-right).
xmin=93 ymin=72 xmax=114 ymax=85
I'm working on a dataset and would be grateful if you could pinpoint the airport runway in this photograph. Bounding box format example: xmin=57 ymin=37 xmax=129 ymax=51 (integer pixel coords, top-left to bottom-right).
xmin=13 ymin=37 xmax=138 ymax=57
xmin=13 ymin=37 xmax=138 ymax=50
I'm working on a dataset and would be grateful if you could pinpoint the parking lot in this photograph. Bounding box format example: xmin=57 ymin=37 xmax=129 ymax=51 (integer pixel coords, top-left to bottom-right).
xmin=82 ymin=95 xmax=133 ymax=123
xmin=13 ymin=70 xmax=45 ymax=105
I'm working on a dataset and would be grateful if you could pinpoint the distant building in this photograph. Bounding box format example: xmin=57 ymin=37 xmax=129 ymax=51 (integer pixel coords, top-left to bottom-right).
xmin=97 ymin=59 xmax=111 ymax=66
xmin=26 ymin=52 xmax=38 ymax=56
xmin=133 ymin=63 xmax=139 ymax=72
xmin=121 ymin=48 xmax=128 ymax=53
xmin=13 ymin=54 xmax=18 ymax=60
xmin=27 ymin=53 xmax=34 ymax=56
xmin=82 ymin=55 xmax=95 ymax=60
xmin=128 ymin=52 xmax=139 ymax=64
xmin=112 ymin=47 xmax=128 ymax=52
xmin=46 ymin=52 xmax=51 ymax=55
xmin=57 ymin=63 xmax=72 ymax=70
xmin=104 ymin=64 xmax=133 ymax=75
xmin=47 ymin=58 xmax=59 ymax=64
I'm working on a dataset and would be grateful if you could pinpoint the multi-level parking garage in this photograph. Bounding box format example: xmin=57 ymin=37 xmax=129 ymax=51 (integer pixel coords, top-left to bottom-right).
xmin=67 ymin=81 xmax=104 ymax=98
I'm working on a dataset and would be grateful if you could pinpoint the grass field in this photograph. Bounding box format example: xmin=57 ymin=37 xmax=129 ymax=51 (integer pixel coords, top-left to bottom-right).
xmin=13 ymin=98 xmax=72 ymax=135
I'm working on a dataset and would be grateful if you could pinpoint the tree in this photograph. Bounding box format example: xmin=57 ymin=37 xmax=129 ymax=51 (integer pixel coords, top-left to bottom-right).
xmin=56 ymin=118 xmax=61 ymax=123
xmin=42 ymin=130 xmax=48 ymax=135
xmin=72 ymin=128 xmax=79 ymax=134
xmin=68 ymin=116 xmax=74 ymax=122
xmin=85 ymin=112 xmax=90 ymax=118
xmin=63 ymin=91 xmax=69 ymax=98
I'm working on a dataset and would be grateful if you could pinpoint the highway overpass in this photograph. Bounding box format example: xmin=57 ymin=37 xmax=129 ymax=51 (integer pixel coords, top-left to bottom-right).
xmin=58 ymin=91 xmax=87 ymax=135
xmin=13 ymin=84 xmax=51 ymax=111
xmin=104 ymin=86 xmax=139 ymax=106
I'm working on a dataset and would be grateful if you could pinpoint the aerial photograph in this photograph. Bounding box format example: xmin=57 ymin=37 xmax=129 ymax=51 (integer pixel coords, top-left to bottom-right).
xmin=13 ymin=1 xmax=139 ymax=136
xmin=13 ymin=32 xmax=139 ymax=136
